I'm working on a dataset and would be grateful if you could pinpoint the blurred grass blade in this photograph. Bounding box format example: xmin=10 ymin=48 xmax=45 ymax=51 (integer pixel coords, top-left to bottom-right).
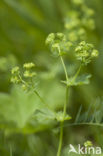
xmin=3 ymin=0 xmax=48 ymax=33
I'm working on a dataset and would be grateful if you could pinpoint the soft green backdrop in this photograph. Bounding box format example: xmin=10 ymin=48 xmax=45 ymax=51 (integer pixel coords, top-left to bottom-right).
xmin=0 ymin=0 xmax=103 ymax=156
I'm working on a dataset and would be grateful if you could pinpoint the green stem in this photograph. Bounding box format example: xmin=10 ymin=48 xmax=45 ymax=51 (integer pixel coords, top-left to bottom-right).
xmin=57 ymin=86 xmax=69 ymax=156
xmin=63 ymin=122 xmax=103 ymax=128
xmin=60 ymin=56 xmax=68 ymax=81
xmin=72 ymin=64 xmax=82 ymax=82
xmin=57 ymin=122 xmax=64 ymax=156
xmin=58 ymin=47 xmax=69 ymax=81
xmin=63 ymin=86 xmax=69 ymax=117
xmin=34 ymin=90 xmax=49 ymax=108
xmin=19 ymin=74 xmax=49 ymax=109
xmin=57 ymin=47 xmax=69 ymax=156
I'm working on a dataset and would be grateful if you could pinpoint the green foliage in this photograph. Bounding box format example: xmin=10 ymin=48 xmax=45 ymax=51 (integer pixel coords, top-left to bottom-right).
xmin=0 ymin=86 xmax=39 ymax=129
xmin=62 ymin=74 xmax=92 ymax=86
xmin=0 ymin=84 xmax=68 ymax=134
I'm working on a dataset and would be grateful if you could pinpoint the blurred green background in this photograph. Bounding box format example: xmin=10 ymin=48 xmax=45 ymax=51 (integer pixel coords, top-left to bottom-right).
xmin=0 ymin=0 xmax=103 ymax=155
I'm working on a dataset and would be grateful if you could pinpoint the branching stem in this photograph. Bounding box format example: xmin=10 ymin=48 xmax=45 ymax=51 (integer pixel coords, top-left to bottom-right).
xmin=19 ymin=74 xmax=49 ymax=109
xmin=57 ymin=47 xmax=82 ymax=156
xmin=57 ymin=47 xmax=69 ymax=156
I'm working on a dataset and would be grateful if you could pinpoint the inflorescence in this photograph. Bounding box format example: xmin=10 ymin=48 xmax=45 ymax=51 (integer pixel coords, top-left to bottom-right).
xmin=11 ymin=62 xmax=36 ymax=90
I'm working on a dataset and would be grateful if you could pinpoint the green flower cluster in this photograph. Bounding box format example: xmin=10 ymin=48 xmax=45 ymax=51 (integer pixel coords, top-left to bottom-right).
xmin=23 ymin=63 xmax=36 ymax=78
xmin=75 ymin=41 xmax=99 ymax=65
xmin=23 ymin=62 xmax=35 ymax=69
xmin=11 ymin=66 xmax=21 ymax=84
xmin=46 ymin=33 xmax=72 ymax=56
xmin=11 ymin=62 xmax=36 ymax=90
xmin=65 ymin=0 xmax=95 ymax=42
xmin=46 ymin=34 xmax=99 ymax=66
xmin=84 ymin=140 xmax=93 ymax=147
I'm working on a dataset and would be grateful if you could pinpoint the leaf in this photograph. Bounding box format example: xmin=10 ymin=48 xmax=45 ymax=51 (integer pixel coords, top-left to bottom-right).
xmin=75 ymin=105 xmax=82 ymax=123
xmin=55 ymin=111 xmax=72 ymax=122
xmin=74 ymin=74 xmax=92 ymax=86
xmin=34 ymin=108 xmax=56 ymax=122
xmin=0 ymin=85 xmax=41 ymax=128
xmin=0 ymin=78 xmax=66 ymax=134
xmin=38 ymin=79 xmax=65 ymax=110
xmin=62 ymin=74 xmax=92 ymax=86
xmin=33 ymin=109 xmax=71 ymax=123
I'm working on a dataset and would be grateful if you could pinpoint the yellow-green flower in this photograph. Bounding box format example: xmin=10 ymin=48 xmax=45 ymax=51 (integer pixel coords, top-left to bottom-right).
xmin=11 ymin=66 xmax=20 ymax=74
xmin=23 ymin=63 xmax=35 ymax=69
xmin=84 ymin=140 xmax=93 ymax=147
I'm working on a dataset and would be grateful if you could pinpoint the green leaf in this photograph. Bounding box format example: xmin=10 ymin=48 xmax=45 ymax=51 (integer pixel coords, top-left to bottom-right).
xmin=38 ymin=79 xmax=65 ymax=110
xmin=34 ymin=108 xmax=56 ymax=122
xmin=62 ymin=74 xmax=92 ymax=86
xmin=0 ymin=85 xmax=41 ymax=128
xmin=34 ymin=109 xmax=71 ymax=123
xmin=0 ymin=79 xmax=65 ymax=133
xmin=55 ymin=111 xmax=72 ymax=122
xmin=74 ymin=74 xmax=92 ymax=85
